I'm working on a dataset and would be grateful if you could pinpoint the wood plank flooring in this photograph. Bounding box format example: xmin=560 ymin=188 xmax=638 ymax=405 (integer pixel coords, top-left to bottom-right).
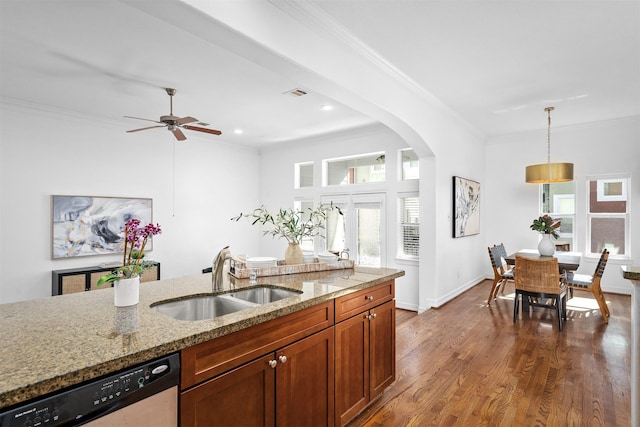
xmin=348 ymin=279 xmax=631 ymax=426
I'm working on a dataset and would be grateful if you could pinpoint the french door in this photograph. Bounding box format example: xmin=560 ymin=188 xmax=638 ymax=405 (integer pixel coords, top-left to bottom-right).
xmin=322 ymin=193 xmax=385 ymax=268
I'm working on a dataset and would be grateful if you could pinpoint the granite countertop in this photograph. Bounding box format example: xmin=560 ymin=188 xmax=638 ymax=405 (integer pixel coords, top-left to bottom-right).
xmin=0 ymin=266 xmax=404 ymax=409
xmin=622 ymin=265 xmax=640 ymax=281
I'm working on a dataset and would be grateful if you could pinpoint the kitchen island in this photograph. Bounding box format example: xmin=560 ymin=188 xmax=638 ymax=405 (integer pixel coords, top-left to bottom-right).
xmin=0 ymin=266 xmax=404 ymax=415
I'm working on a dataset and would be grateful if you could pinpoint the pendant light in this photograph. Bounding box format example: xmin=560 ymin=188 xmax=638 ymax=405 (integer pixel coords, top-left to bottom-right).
xmin=525 ymin=106 xmax=574 ymax=183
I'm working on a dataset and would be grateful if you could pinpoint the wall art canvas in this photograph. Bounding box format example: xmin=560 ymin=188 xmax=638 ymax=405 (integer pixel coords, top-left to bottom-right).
xmin=453 ymin=176 xmax=480 ymax=238
xmin=52 ymin=195 xmax=153 ymax=259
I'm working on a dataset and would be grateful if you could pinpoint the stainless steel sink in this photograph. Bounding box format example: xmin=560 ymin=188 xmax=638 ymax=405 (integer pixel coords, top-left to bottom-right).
xmin=229 ymin=287 xmax=301 ymax=304
xmin=152 ymin=295 xmax=258 ymax=321
xmin=152 ymin=287 xmax=301 ymax=321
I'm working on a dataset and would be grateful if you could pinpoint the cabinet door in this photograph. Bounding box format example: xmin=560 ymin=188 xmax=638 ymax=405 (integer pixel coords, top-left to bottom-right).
xmin=369 ymin=299 xmax=396 ymax=399
xmin=335 ymin=312 xmax=369 ymax=426
xmin=180 ymin=353 xmax=275 ymax=426
xmin=276 ymin=327 xmax=335 ymax=427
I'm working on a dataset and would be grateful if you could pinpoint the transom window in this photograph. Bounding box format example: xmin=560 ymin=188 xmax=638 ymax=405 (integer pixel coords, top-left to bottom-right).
xmin=324 ymin=152 xmax=385 ymax=186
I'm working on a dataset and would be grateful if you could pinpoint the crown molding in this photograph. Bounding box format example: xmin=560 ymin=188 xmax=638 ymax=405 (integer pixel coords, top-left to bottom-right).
xmin=0 ymin=97 xmax=122 ymax=129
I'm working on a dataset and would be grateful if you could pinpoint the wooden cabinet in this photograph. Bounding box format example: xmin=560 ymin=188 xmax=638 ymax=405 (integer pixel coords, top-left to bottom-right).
xmin=179 ymin=281 xmax=396 ymax=427
xmin=182 ymin=329 xmax=334 ymax=426
xmin=275 ymin=328 xmax=334 ymax=426
xmin=335 ymin=282 xmax=396 ymax=426
xmin=180 ymin=302 xmax=334 ymax=426
xmin=181 ymin=353 xmax=276 ymax=426
xmin=51 ymin=263 xmax=160 ymax=295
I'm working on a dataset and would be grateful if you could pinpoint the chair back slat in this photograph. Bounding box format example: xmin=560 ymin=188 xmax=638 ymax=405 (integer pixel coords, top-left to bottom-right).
xmin=488 ymin=244 xmax=508 ymax=270
xmin=593 ymin=249 xmax=609 ymax=278
xmin=488 ymin=246 xmax=500 ymax=269
xmin=514 ymin=255 xmax=560 ymax=294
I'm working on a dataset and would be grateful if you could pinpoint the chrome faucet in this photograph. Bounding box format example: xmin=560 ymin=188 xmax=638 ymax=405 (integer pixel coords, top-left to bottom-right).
xmin=212 ymin=246 xmax=232 ymax=291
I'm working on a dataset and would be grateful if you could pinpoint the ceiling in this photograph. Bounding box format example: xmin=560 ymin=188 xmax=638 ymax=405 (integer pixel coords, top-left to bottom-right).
xmin=1 ymin=1 xmax=638 ymax=147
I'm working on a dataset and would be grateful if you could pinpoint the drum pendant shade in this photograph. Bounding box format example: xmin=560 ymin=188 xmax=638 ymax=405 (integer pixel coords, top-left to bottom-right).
xmin=525 ymin=107 xmax=574 ymax=183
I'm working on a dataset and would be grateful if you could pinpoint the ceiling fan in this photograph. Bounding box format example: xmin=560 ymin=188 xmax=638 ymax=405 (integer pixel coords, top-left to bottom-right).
xmin=125 ymin=88 xmax=222 ymax=141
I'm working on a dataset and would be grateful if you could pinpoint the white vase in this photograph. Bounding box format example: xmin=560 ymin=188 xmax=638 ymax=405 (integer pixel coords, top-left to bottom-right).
xmin=113 ymin=276 xmax=140 ymax=307
xmin=284 ymin=242 xmax=304 ymax=265
xmin=538 ymin=233 xmax=555 ymax=257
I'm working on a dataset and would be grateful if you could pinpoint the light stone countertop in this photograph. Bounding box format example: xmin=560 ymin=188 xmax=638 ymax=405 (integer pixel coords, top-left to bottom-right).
xmin=0 ymin=266 xmax=404 ymax=409
xmin=622 ymin=265 xmax=640 ymax=281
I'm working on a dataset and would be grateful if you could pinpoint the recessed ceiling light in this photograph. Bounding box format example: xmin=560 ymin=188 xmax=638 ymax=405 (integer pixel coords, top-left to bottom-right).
xmin=320 ymin=105 xmax=334 ymax=111
xmin=233 ymin=129 xmax=243 ymax=134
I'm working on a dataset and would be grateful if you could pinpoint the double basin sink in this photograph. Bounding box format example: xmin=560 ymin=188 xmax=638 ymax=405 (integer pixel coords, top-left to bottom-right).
xmin=151 ymin=286 xmax=301 ymax=321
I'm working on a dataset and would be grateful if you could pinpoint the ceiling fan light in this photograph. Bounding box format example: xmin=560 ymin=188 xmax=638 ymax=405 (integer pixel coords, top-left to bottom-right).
xmin=526 ymin=162 xmax=574 ymax=183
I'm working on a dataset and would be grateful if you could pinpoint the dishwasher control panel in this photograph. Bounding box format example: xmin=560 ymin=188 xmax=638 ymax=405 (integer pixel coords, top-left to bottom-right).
xmin=0 ymin=353 xmax=179 ymax=427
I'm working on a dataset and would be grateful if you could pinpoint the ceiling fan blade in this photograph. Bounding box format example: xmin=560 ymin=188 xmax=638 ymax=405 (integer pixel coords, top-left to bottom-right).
xmin=124 ymin=115 xmax=163 ymax=124
xmin=172 ymin=128 xmax=187 ymax=141
xmin=127 ymin=125 xmax=166 ymax=133
xmin=183 ymin=125 xmax=222 ymax=136
xmin=175 ymin=116 xmax=198 ymax=125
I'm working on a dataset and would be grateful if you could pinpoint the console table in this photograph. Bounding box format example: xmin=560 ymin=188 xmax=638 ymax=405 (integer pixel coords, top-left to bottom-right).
xmin=51 ymin=262 xmax=160 ymax=296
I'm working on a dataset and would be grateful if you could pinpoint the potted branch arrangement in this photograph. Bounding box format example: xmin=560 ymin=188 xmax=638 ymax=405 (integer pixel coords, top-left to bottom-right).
xmin=97 ymin=218 xmax=162 ymax=306
xmin=232 ymin=203 xmax=342 ymax=265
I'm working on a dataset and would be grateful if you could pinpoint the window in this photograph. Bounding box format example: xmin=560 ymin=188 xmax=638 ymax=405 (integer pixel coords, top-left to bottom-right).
xmin=294 ymin=199 xmax=315 ymax=251
xmin=400 ymin=149 xmax=419 ymax=180
xmin=587 ymin=175 xmax=630 ymax=257
xmin=324 ymin=152 xmax=385 ymax=186
xmin=398 ymin=194 xmax=419 ymax=259
xmin=540 ymin=182 xmax=575 ymax=250
xmin=295 ymin=162 xmax=313 ymax=188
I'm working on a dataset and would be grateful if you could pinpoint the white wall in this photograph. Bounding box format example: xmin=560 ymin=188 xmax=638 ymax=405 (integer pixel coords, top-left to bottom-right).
xmin=0 ymin=100 xmax=261 ymax=303
xmin=485 ymin=116 xmax=640 ymax=295
xmin=256 ymin=121 xmax=488 ymax=313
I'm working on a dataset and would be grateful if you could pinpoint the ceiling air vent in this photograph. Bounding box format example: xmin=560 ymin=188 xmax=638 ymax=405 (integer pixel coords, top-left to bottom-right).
xmin=284 ymin=88 xmax=308 ymax=97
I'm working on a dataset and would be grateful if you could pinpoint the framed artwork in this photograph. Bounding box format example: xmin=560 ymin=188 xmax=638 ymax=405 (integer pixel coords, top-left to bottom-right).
xmin=51 ymin=195 xmax=153 ymax=259
xmin=453 ymin=176 xmax=480 ymax=238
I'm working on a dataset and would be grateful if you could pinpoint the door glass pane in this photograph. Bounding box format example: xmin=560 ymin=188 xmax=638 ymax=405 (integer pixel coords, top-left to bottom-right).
xmin=357 ymin=208 xmax=380 ymax=267
xmin=590 ymin=217 xmax=626 ymax=255
xmin=295 ymin=200 xmax=315 ymax=250
xmin=325 ymin=208 xmax=345 ymax=253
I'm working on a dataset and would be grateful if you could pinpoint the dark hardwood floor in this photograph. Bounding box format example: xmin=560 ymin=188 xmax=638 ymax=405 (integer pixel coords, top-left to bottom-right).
xmin=349 ymin=279 xmax=631 ymax=426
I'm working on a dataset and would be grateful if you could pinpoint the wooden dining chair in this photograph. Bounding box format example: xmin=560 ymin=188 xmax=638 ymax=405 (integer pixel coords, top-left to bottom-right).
xmin=487 ymin=244 xmax=515 ymax=304
xmin=565 ymin=249 xmax=611 ymax=323
xmin=513 ymin=255 xmax=567 ymax=331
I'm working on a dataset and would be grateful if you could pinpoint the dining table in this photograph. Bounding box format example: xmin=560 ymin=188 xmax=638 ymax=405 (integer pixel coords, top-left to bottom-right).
xmin=505 ymin=249 xmax=582 ymax=272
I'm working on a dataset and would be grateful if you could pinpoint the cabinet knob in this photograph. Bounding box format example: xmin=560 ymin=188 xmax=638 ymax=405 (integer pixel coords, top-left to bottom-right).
xmin=268 ymin=360 xmax=277 ymax=369
xmin=366 ymin=295 xmax=374 ymax=301
xmin=279 ymin=355 xmax=287 ymax=364
xmin=371 ymin=313 xmax=377 ymax=319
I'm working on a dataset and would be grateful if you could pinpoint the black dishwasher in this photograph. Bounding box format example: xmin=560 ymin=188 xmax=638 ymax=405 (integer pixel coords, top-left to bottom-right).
xmin=0 ymin=353 xmax=180 ymax=427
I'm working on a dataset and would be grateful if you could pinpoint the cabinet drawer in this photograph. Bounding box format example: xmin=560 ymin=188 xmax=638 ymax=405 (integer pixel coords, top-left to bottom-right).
xmin=335 ymin=281 xmax=394 ymax=323
xmin=181 ymin=301 xmax=334 ymax=389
